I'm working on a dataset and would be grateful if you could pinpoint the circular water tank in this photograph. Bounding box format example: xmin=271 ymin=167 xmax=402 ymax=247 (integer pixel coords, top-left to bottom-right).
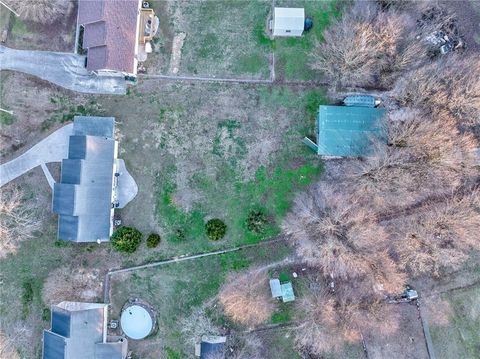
xmin=120 ymin=305 xmax=154 ymax=340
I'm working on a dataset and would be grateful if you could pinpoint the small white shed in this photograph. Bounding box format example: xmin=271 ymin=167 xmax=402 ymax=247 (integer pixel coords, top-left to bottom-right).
xmin=272 ymin=7 xmax=305 ymax=37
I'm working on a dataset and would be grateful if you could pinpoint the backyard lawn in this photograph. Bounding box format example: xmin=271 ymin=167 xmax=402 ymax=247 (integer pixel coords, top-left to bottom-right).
xmin=429 ymin=285 xmax=480 ymax=359
xmin=143 ymin=0 xmax=341 ymax=79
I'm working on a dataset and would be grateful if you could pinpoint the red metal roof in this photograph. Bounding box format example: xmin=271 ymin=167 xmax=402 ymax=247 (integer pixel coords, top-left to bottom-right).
xmin=78 ymin=0 xmax=140 ymax=74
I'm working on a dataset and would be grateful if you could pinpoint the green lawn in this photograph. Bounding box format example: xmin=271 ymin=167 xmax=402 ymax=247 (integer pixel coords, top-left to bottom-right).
xmin=103 ymin=81 xmax=327 ymax=259
xmin=164 ymin=0 xmax=341 ymax=79
xmin=430 ymin=285 xmax=480 ymax=359
xmin=273 ymin=0 xmax=343 ymax=80
xmin=109 ymin=241 xmax=292 ymax=358
xmin=174 ymin=0 xmax=272 ymax=78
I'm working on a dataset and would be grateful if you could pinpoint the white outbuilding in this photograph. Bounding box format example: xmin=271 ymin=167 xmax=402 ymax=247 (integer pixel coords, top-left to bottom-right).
xmin=272 ymin=7 xmax=305 ymax=37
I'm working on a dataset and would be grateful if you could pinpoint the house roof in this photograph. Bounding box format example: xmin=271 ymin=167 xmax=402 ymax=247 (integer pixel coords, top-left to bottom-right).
xmin=273 ymin=7 xmax=304 ymax=31
xmin=52 ymin=116 xmax=117 ymax=242
xmin=269 ymin=279 xmax=282 ymax=298
xmin=78 ymin=0 xmax=140 ymax=74
xmin=43 ymin=302 xmax=127 ymax=359
xmin=316 ymin=105 xmax=386 ymax=157
xmin=199 ymin=336 xmax=227 ymax=359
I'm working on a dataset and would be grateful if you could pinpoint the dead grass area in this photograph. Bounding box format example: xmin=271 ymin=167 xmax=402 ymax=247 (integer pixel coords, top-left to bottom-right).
xmin=1 ymin=1 xmax=76 ymax=52
xmin=363 ymin=303 xmax=429 ymax=359
xmin=0 ymin=71 xmax=99 ymax=160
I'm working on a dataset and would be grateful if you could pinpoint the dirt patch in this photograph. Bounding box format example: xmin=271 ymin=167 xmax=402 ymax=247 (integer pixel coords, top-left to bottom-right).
xmin=2 ymin=2 xmax=77 ymax=52
xmin=363 ymin=303 xmax=429 ymax=359
xmin=169 ymin=32 xmax=186 ymax=74
xmin=42 ymin=265 xmax=103 ymax=306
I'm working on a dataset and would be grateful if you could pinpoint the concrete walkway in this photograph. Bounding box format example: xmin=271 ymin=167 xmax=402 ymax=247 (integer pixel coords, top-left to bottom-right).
xmin=0 ymin=46 xmax=126 ymax=95
xmin=0 ymin=124 xmax=73 ymax=187
xmin=115 ymin=159 xmax=138 ymax=208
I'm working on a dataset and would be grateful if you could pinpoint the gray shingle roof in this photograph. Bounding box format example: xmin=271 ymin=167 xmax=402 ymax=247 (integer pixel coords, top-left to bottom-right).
xmin=43 ymin=302 xmax=127 ymax=359
xmin=78 ymin=0 xmax=140 ymax=74
xmin=53 ymin=116 xmax=117 ymax=242
xmin=43 ymin=331 xmax=66 ymax=359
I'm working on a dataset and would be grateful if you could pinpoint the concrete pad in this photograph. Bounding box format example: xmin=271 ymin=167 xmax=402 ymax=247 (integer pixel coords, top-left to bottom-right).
xmin=115 ymin=159 xmax=138 ymax=208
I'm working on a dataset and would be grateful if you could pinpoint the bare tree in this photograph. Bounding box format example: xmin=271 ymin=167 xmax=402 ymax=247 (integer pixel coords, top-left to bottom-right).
xmin=3 ymin=0 xmax=73 ymax=25
xmin=283 ymin=183 xmax=405 ymax=294
xmin=226 ymin=333 xmax=263 ymax=359
xmin=393 ymin=55 xmax=480 ymax=127
xmin=0 ymin=185 xmax=40 ymax=258
xmin=218 ymin=268 xmax=275 ymax=328
xmin=349 ymin=109 xmax=478 ymax=209
xmin=310 ymin=1 xmax=427 ymax=89
xmin=395 ymin=190 xmax=480 ymax=276
xmin=295 ymin=286 xmax=399 ymax=355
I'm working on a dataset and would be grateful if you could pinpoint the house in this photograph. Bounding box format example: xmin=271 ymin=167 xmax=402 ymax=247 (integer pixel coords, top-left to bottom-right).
xmin=195 ymin=335 xmax=227 ymax=359
xmin=271 ymin=7 xmax=305 ymax=37
xmin=303 ymin=97 xmax=386 ymax=157
xmin=76 ymin=0 xmax=158 ymax=76
xmin=43 ymin=301 xmax=128 ymax=359
xmin=52 ymin=116 xmax=118 ymax=242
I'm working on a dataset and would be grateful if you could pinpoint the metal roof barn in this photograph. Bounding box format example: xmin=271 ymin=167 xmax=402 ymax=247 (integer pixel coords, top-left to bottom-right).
xmin=272 ymin=7 xmax=305 ymax=37
xmin=304 ymin=105 xmax=386 ymax=157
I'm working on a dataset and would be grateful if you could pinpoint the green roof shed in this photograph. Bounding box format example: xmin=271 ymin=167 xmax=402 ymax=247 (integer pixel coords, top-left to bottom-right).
xmin=303 ymin=105 xmax=386 ymax=157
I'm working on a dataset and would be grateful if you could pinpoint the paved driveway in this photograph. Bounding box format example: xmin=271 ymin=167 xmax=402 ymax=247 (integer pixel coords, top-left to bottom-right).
xmin=1 ymin=124 xmax=139 ymax=208
xmin=0 ymin=46 xmax=126 ymax=95
xmin=0 ymin=124 xmax=73 ymax=187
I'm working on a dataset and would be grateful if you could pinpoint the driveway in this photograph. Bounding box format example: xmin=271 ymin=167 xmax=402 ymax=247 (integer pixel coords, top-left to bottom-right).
xmin=1 ymin=123 xmax=139 ymax=208
xmin=0 ymin=46 xmax=126 ymax=95
xmin=0 ymin=124 xmax=73 ymax=187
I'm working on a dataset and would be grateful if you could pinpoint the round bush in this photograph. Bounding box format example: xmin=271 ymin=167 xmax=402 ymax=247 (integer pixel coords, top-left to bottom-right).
xmin=205 ymin=219 xmax=227 ymax=241
xmin=111 ymin=227 xmax=142 ymax=254
xmin=146 ymin=233 xmax=161 ymax=248
xmin=246 ymin=210 xmax=268 ymax=234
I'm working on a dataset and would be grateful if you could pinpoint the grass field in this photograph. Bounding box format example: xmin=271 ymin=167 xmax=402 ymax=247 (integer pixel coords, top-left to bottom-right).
xmin=144 ymin=0 xmax=341 ymax=79
xmin=106 ymin=81 xmax=326 ymax=259
xmin=0 ymin=70 xmax=326 ymax=358
xmin=109 ymin=241 xmax=291 ymax=358
xmin=429 ymin=285 xmax=480 ymax=359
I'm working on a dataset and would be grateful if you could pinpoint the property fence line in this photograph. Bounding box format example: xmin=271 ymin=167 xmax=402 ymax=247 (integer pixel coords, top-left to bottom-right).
xmin=103 ymin=236 xmax=287 ymax=303
xmin=140 ymin=73 xmax=329 ymax=87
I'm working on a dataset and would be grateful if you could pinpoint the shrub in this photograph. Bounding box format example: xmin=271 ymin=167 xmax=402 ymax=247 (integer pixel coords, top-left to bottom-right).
xmin=246 ymin=209 xmax=268 ymax=234
xmin=111 ymin=227 xmax=142 ymax=254
xmin=146 ymin=233 xmax=161 ymax=248
xmin=205 ymin=219 xmax=227 ymax=240
xmin=173 ymin=228 xmax=185 ymax=241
